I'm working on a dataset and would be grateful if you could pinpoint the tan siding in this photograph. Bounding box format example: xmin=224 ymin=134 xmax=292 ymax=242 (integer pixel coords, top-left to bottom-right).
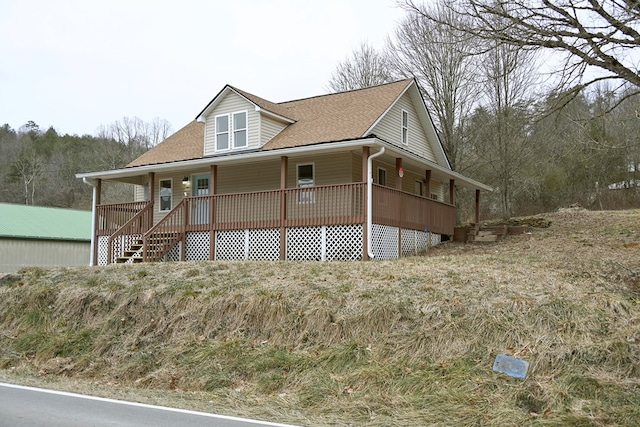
xmin=287 ymin=153 xmax=353 ymax=188
xmin=203 ymin=92 xmax=258 ymax=155
xmin=260 ymin=114 xmax=288 ymax=146
xmin=371 ymin=94 xmax=436 ymax=162
xmin=217 ymin=160 xmax=281 ymax=193
xmin=0 ymin=239 xmax=90 ymax=272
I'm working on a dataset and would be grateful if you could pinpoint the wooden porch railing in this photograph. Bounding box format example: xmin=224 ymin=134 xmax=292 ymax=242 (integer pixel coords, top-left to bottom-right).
xmin=371 ymin=184 xmax=455 ymax=236
xmin=97 ymin=201 xmax=150 ymax=236
xmin=105 ymin=201 xmax=153 ymax=263
xmin=96 ymin=182 xmax=456 ymax=263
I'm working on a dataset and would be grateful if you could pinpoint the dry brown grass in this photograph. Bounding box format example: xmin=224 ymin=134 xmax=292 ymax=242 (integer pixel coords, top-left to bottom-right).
xmin=1 ymin=207 xmax=639 ymax=426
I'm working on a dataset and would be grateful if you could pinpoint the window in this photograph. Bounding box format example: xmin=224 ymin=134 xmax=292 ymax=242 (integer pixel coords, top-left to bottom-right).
xmin=215 ymin=111 xmax=248 ymax=151
xmin=377 ymin=167 xmax=387 ymax=186
xmin=431 ymin=193 xmax=438 ymax=201
xmin=159 ymin=179 xmax=172 ymax=211
xmin=414 ymin=180 xmax=423 ymax=196
xmin=233 ymin=112 xmax=247 ymax=148
xmin=215 ymin=115 xmax=229 ymax=151
xmin=401 ymin=110 xmax=409 ymax=145
xmin=297 ymin=163 xmax=314 ymax=203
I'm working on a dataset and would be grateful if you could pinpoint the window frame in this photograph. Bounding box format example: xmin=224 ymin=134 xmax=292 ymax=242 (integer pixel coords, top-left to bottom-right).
xmin=296 ymin=163 xmax=315 ymax=203
xmin=414 ymin=180 xmax=423 ymax=196
xmin=232 ymin=111 xmax=248 ymax=149
xmin=401 ymin=109 xmax=409 ymax=145
xmin=377 ymin=167 xmax=387 ymax=186
xmin=215 ymin=110 xmax=248 ymax=152
xmin=159 ymin=178 xmax=173 ymax=212
xmin=215 ymin=114 xmax=230 ymax=151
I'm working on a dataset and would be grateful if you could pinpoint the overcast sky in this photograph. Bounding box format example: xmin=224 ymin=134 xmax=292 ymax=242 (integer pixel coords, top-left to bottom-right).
xmin=0 ymin=0 xmax=406 ymax=136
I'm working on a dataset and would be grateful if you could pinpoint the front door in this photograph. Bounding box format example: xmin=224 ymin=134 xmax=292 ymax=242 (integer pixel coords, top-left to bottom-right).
xmin=191 ymin=174 xmax=210 ymax=224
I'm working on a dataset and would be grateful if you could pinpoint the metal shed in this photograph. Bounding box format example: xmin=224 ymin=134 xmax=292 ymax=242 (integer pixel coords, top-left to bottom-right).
xmin=0 ymin=203 xmax=91 ymax=272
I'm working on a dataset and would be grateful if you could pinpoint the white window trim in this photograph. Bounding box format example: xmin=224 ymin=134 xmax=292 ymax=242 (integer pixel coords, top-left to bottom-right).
xmin=159 ymin=178 xmax=172 ymax=212
xmin=215 ymin=113 xmax=230 ymax=152
xmin=297 ymin=162 xmax=315 ymax=204
xmin=215 ymin=110 xmax=248 ymax=152
xmin=401 ymin=109 xmax=409 ymax=145
xmin=232 ymin=111 xmax=248 ymax=149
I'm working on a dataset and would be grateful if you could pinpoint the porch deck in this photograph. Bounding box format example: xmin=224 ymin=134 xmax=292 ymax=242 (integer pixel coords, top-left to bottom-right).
xmin=95 ymin=183 xmax=454 ymax=264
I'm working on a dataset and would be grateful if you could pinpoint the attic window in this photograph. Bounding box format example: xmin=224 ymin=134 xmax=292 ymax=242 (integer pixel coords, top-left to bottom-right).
xmin=401 ymin=110 xmax=409 ymax=145
xmin=215 ymin=111 xmax=248 ymax=151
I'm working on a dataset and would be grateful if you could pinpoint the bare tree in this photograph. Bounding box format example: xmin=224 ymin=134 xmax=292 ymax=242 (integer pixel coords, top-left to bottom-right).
xmin=400 ymin=0 xmax=640 ymax=103
xmin=327 ymin=42 xmax=394 ymax=92
xmin=96 ymin=116 xmax=173 ymax=164
xmin=469 ymin=40 xmax=541 ymax=218
xmin=386 ymin=5 xmax=480 ymax=171
xmin=10 ymin=134 xmax=44 ymax=205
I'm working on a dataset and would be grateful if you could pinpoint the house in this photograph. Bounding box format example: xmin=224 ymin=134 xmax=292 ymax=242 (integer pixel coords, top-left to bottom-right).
xmin=76 ymin=79 xmax=491 ymax=265
xmin=0 ymin=203 xmax=92 ymax=272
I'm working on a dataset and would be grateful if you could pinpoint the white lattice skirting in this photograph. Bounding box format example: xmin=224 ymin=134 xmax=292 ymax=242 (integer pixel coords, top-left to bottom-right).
xmin=96 ymin=225 xmax=440 ymax=263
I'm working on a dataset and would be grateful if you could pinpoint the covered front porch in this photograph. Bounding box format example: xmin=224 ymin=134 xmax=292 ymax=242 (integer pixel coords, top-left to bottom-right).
xmin=81 ymin=142 xmax=489 ymax=265
xmin=94 ymin=182 xmax=456 ymax=264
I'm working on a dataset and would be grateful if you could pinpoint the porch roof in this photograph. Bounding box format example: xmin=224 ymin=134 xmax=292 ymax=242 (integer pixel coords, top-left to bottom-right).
xmin=76 ymin=137 xmax=492 ymax=192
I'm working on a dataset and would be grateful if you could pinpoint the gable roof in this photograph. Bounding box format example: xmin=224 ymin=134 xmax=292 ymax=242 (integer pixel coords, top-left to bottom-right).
xmin=0 ymin=203 xmax=92 ymax=241
xmin=263 ymin=79 xmax=413 ymax=150
xmin=130 ymin=79 xmax=416 ymax=168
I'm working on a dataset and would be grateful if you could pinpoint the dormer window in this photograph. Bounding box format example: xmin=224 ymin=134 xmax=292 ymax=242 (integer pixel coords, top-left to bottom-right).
xmin=401 ymin=110 xmax=409 ymax=145
xmin=215 ymin=111 xmax=248 ymax=151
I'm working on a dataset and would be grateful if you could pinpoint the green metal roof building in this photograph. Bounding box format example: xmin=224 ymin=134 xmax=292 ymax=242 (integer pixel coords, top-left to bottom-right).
xmin=0 ymin=203 xmax=92 ymax=272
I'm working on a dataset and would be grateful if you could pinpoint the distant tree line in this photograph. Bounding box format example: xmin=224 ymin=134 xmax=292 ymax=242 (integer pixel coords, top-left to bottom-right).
xmin=328 ymin=0 xmax=640 ymax=219
xmin=0 ymin=117 xmax=171 ymax=210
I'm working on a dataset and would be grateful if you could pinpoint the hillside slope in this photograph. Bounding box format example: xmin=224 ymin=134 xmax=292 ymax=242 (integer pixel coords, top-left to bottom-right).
xmin=1 ymin=208 xmax=639 ymax=426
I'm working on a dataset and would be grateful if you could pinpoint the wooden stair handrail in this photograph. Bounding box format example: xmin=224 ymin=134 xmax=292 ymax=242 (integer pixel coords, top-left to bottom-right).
xmin=107 ymin=201 xmax=153 ymax=264
xmin=142 ymin=198 xmax=188 ymax=262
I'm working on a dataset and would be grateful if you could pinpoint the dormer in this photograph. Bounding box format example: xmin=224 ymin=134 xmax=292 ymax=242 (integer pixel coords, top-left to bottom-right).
xmin=196 ymin=85 xmax=295 ymax=157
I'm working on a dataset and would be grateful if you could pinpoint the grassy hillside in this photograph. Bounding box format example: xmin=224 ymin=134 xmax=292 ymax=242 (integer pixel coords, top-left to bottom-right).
xmin=1 ymin=208 xmax=639 ymax=426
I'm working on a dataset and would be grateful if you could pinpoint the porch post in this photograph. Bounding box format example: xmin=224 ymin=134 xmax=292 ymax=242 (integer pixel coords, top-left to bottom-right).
xmin=280 ymin=156 xmax=288 ymax=260
xmin=395 ymin=158 xmax=403 ymax=257
xmin=449 ymin=179 xmax=456 ymax=206
xmin=475 ymin=189 xmax=480 ymax=225
xmin=91 ymin=179 xmax=102 ymax=266
xmin=362 ymin=147 xmax=370 ymax=261
xmin=147 ymin=172 xmax=155 ymax=205
xmin=209 ymin=165 xmax=217 ymax=261
xmin=425 ymin=170 xmax=431 ymax=198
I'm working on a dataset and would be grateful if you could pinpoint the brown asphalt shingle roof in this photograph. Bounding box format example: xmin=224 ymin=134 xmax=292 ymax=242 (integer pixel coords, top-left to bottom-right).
xmin=127 ymin=120 xmax=204 ymax=167
xmin=127 ymin=79 xmax=413 ymax=167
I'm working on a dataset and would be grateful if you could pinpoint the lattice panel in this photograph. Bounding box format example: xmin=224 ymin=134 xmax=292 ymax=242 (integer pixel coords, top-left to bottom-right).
xmin=371 ymin=224 xmax=399 ymax=260
xmin=248 ymin=228 xmax=280 ymax=261
xmin=326 ymin=224 xmax=362 ymax=261
xmin=97 ymin=236 xmax=109 ymax=266
xmin=165 ymin=242 xmax=181 ymax=262
xmin=401 ymin=229 xmax=430 ymax=256
xmin=287 ymin=226 xmax=322 ymax=261
xmin=215 ymin=229 xmax=246 ymax=261
xmin=186 ymin=232 xmax=210 ymax=261
xmin=431 ymin=233 xmax=442 ymax=246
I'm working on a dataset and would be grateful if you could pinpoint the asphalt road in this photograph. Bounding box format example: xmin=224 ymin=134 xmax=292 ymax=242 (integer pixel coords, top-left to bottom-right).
xmin=0 ymin=383 xmax=300 ymax=427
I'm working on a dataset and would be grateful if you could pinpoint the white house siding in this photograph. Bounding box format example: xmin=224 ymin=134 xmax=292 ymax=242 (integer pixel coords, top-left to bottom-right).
xmin=260 ymin=114 xmax=288 ymax=146
xmin=203 ymin=92 xmax=259 ymax=156
xmin=0 ymin=238 xmax=90 ymax=272
xmin=371 ymin=94 xmax=436 ymax=162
